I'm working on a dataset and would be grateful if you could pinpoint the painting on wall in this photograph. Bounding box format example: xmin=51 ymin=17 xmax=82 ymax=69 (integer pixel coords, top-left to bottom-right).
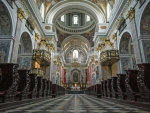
xmin=142 ymin=40 xmax=150 ymax=63
xmin=66 ymin=51 xmax=72 ymax=58
xmin=120 ymin=32 xmax=131 ymax=54
xmin=21 ymin=35 xmax=32 ymax=54
xmin=0 ymin=1 xmax=11 ymax=35
xmin=121 ymin=58 xmax=131 ymax=73
xmin=22 ymin=57 xmax=31 ymax=69
xmin=0 ymin=40 xmax=10 ymax=63
xmin=79 ymin=51 xmax=85 ymax=58
xmin=82 ymin=29 xmax=94 ymax=47
xmin=140 ymin=2 xmax=150 ymax=35
xmin=56 ymin=29 xmax=70 ymax=47
xmin=72 ymin=71 xmax=79 ymax=83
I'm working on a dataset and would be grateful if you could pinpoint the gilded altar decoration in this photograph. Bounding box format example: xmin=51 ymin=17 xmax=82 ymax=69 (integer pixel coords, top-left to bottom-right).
xmin=126 ymin=7 xmax=135 ymax=21
xmin=100 ymin=50 xmax=119 ymax=66
xmin=17 ymin=8 xmax=26 ymax=21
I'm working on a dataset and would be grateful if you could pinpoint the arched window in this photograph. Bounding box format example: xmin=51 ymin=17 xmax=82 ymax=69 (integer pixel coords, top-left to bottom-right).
xmin=61 ymin=15 xmax=65 ymax=22
xmin=86 ymin=15 xmax=90 ymax=22
xmin=40 ymin=3 xmax=44 ymax=19
xmin=73 ymin=50 xmax=78 ymax=58
xmin=107 ymin=3 xmax=111 ymax=20
xmin=73 ymin=15 xmax=78 ymax=24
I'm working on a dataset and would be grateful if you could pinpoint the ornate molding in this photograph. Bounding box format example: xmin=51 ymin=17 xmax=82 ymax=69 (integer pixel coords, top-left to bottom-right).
xmin=126 ymin=7 xmax=135 ymax=21
xmin=17 ymin=8 xmax=26 ymax=21
xmin=100 ymin=50 xmax=119 ymax=66
xmin=35 ymin=33 xmax=40 ymax=41
xmin=112 ymin=33 xmax=117 ymax=41
xmin=19 ymin=0 xmax=43 ymax=37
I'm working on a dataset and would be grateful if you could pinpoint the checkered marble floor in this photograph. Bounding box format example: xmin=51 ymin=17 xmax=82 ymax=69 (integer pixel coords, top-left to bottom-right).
xmin=0 ymin=94 xmax=150 ymax=113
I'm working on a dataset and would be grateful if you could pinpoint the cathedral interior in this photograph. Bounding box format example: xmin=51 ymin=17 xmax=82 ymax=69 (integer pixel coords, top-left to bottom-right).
xmin=0 ymin=0 xmax=150 ymax=112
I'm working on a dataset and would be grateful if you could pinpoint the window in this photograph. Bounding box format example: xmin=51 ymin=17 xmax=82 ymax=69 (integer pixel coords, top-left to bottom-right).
xmin=73 ymin=15 xmax=78 ymax=24
xmin=61 ymin=15 xmax=65 ymax=22
xmin=40 ymin=3 xmax=44 ymax=19
xmin=86 ymin=15 xmax=90 ymax=22
xmin=73 ymin=50 xmax=78 ymax=58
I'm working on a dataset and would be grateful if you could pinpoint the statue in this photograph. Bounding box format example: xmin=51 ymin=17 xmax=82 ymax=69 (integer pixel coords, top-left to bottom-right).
xmin=0 ymin=48 xmax=6 ymax=63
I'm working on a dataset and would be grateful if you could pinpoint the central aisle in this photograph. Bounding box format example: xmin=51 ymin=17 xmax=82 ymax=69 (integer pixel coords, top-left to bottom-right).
xmin=1 ymin=94 xmax=150 ymax=113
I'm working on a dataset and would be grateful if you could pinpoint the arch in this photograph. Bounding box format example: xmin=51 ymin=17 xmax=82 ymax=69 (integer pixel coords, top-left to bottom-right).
xmin=117 ymin=30 xmax=133 ymax=50
xmin=45 ymin=1 xmax=106 ymax=24
xmin=17 ymin=32 xmax=33 ymax=69
xmin=119 ymin=32 xmax=137 ymax=73
xmin=119 ymin=32 xmax=132 ymax=54
xmin=140 ymin=1 xmax=150 ymax=35
xmin=0 ymin=1 xmax=12 ymax=35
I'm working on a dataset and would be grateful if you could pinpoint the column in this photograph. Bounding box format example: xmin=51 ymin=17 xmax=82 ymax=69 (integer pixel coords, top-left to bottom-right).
xmin=11 ymin=18 xmax=22 ymax=63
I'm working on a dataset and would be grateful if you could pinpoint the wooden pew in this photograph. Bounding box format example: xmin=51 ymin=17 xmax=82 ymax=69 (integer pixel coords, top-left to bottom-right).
xmin=57 ymin=85 xmax=65 ymax=96
xmin=124 ymin=70 xmax=141 ymax=101
xmin=36 ymin=76 xmax=43 ymax=98
xmin=16 ymin=70 xmax=30 ymax=100
xmin=28 ymin=74 xmax=37 ymax=99
xmin=0 ymin=63 xmax=19 ymax=102
xmin=96 ymin=84 xmax=102 ymax=98
xmin=117 ymin=74 xmax=127 ymax=100
xmin=104 ymin=80 xmax=108 ymax=97
xmin=42 ymin=78 xmax=47 ymax=97
xmin=101 ymin=81 xmax=104 ymax=96
xmin=52 ymin=84 xmax=65 ymax=98
xmin=46 ymin=80 xmax=51 ymax=97
xmin=107 ymin=79 xmax=112 ymax=97
xmin=0 ymin=68 xmax=2 ymax=84
xmin=111 ymin=76 xmax=118 ymax=98
xmin=85 ymin=85 xmax=96 ymax=96
xmin=137 ymin=63 xmax=150 ymax=102
xmin=85 ymin=84 xmax=102 ymax=98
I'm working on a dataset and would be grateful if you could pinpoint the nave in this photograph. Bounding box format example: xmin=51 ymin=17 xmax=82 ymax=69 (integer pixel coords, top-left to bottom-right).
xmin=0 ymin=94 xmax=150 ymax=113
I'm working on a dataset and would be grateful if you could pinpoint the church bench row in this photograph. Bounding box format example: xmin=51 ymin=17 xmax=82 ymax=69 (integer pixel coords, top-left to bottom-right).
xmin=0 ymin=63 xmax=65 ymax=103
xmin=85 ymin=84 xmax=102 ymax=98
xmin=52 ymin=84 xmax=65 ymax=98
xmin=102 ymin=63 xmax=150 ymax=102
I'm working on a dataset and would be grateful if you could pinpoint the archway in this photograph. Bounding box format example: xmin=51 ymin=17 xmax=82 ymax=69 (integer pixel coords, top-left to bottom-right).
xmin=119 ymin=32 xmax=136 ymax=73
xmin=17 ymin=32 xmax=32 ymax=69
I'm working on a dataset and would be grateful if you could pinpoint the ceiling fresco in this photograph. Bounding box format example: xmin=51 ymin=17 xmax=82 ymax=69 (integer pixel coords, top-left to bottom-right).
xmin=56 ymin=28 xmax=95 ymax=48
xmin=35 ymin=0 xmax=115 ymax=17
